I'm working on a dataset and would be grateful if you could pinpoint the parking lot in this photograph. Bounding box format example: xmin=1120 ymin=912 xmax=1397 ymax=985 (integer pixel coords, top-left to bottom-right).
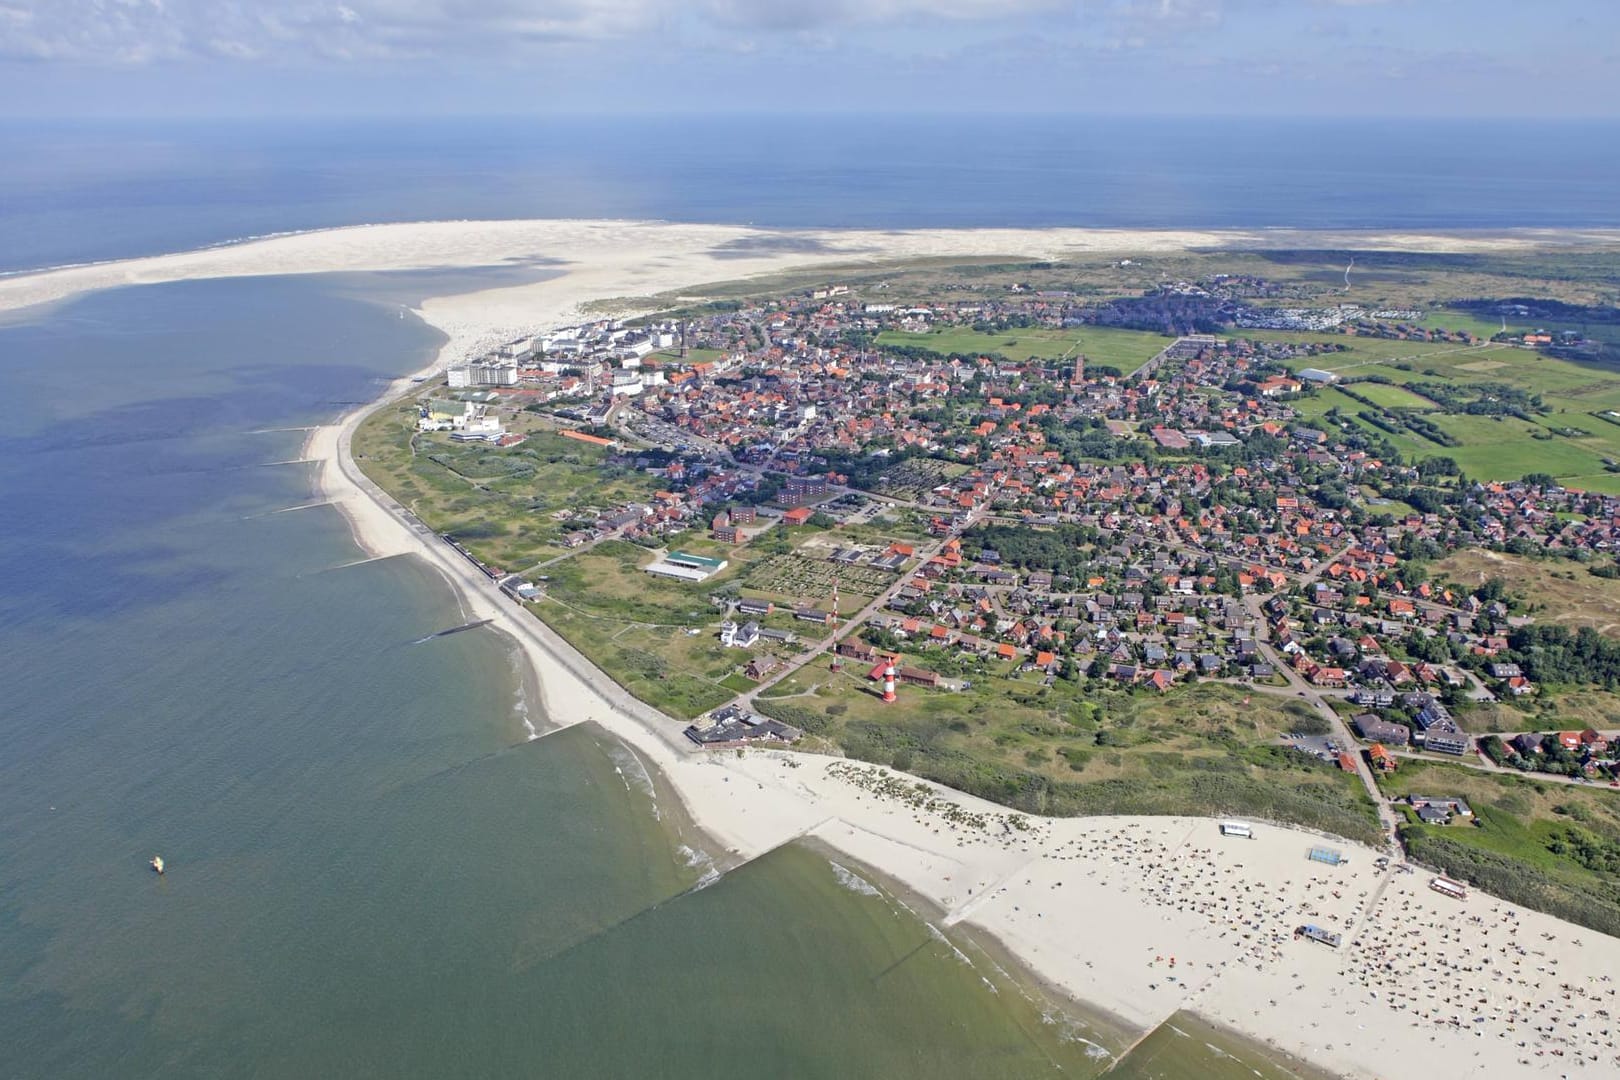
xmin=1286 ymin=734 xmax=1346 ymax=761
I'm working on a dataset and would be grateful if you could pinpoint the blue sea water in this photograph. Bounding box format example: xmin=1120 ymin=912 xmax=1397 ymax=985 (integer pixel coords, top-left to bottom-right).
xmin=2 ymin=115 xmax=1618 ymax=274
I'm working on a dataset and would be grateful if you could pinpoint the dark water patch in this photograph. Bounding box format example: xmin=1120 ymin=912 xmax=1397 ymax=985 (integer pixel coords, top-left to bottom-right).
xmin=1109 ymin=1010 xmax=1342 ymax=1080
xmin=708 ymin=233 xmax=851 ymax=259
xmin=487 ymin=840 xmax=1115 ymax=1080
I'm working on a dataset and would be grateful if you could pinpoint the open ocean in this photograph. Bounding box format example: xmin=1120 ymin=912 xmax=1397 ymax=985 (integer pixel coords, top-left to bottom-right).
xmin=2 ymin=115 xmax=1602 ymax=1078
xmin=3 ymin=115 xmax=1620 ymax=274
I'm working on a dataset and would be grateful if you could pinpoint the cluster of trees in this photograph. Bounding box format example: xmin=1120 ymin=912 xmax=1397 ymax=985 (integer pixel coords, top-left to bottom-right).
xmin=961 ymin=522 xmax=1100 ymax=579
xmin=1546 ymin=824 xmax=1620 ymax=876
xmin=1040 ymin=416 xmax=1154 ymax=464
xmin=731 ymin=475 xmax=784 ymax=507
xmin=1477 ymin=734 xmax=1595 ymax=777
xmin=815 ymin=449 xmax=909 ymax=492
xmin=1451 ymin=297 xmax=1620 ymax=327
xmin=1505 ymin=624 xmax=1620 ymax=688
xmin=1496 ymin=621 xmax=1620 ymax=689
xmin=875 ymin=343 xmax=986 ymax=365
xmin=1409 ymin=381 xmax=1546 ymax=419
xmin=1399 ymin=412 xmax=1463 ymax=447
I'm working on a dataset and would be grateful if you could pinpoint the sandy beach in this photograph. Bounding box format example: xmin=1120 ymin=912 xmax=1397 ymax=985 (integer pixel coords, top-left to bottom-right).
xmin=8 ymin=219 xmax=1620 ymax=1079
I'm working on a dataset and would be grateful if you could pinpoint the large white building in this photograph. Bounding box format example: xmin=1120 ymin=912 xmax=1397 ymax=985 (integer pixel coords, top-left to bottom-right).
xmin=447 ymin=361 xmax=518 ymax=389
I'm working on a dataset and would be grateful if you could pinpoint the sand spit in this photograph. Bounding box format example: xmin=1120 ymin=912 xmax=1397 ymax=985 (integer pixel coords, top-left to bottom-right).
xmin=11 ymin=220 xmax=1620 ymax=1080
xmin=5 ymin=218 xmax=1620 ymax=322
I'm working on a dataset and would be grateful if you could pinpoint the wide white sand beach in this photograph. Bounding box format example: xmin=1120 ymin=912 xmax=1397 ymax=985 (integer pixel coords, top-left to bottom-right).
xmin=8 ymin=219 xmax=1620 ymax=1079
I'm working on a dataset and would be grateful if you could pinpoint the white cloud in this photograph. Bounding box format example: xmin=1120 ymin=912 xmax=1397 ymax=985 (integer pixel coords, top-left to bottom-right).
xmin=0 ymin=0 xmax=1549 ymax=73
xmin=703 ymin=0 xmax=1065 ymax=29
xmin=0 ymin=0 xmax=662 ymax=62
xmin=0 ymin=0 xmax=1089 ymax=64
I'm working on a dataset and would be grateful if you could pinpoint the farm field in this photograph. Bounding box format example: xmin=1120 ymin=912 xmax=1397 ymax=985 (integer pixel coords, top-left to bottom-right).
xmin=877 ymin=325 xmax=1173 ymax=374
xmin=1250 ymin=332 xmax=1484 ymax=373
xmin=1341 ymin=381 xmax=1439 ymax=410
xmin=1421 ymin=309 xmax=1536 ymax=340
xmin=1558 ymin=471 xmax=1620 ymax=495
xmin=1432 ymin=414 xmax=1610 ymax=480
xmin=1290 ymin=386 xmax=1370 ymax=420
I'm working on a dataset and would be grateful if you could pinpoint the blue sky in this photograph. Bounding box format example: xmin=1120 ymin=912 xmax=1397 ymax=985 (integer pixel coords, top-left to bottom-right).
xmin=1 ymin=0 xmax=1616 ymax=117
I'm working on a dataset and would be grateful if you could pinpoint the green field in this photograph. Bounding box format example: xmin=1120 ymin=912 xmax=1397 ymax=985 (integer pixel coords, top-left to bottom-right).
xmin=1266 ymin=331 xmax=1620 ymax=481
xmin=1290 ymin=386 xmax=1367 ymax=420
xmin=1252 ymin=332 xmax=1485 ymax=373
xmin=1420 ymin=309 xmax=1529 ymax=340
xmin=877 ymin=325 xmax=1173 ymax=374
xmin=529 ymin=540 xmax=792 ymax=718
xmin=1342 ymin=381 xmax=1438 ymax=410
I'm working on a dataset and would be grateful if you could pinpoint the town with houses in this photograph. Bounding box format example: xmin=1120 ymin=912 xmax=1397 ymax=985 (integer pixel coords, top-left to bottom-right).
xmin=363 ymin=263 xmax=1620 ymax=943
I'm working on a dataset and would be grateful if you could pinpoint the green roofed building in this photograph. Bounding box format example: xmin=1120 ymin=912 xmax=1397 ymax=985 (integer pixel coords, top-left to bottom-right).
xmin=646 ymin=550 xmax=729 ymax=582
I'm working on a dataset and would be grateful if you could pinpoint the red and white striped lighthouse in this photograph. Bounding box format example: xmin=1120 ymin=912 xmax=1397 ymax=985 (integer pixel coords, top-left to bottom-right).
xmin=881 ymin=661 xmax=897 ymax=703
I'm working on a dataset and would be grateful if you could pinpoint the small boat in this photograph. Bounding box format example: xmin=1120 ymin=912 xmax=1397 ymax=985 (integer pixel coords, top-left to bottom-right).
xmin=150 ymin=855 xmax=165 ymax=875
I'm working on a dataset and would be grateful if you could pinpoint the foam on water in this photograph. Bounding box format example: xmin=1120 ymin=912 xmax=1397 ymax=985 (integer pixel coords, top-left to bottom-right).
xmin=828 ymin=859 xmax=883 ymax=898
xmin=508 ymin=651 xmax=538 ymax=741
xmin=923 ymin=920 xmax=979 ymax=969
xmin=604 ymin=740 xmax=658 ymax=819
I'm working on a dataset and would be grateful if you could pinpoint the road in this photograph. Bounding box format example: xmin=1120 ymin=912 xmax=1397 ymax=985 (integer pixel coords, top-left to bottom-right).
xmin=1228 ymin=543 xmax=1402 ymax=849
xmin=733 ymin=511 xmax=986 ymax=707
xmin=1387 ymin=745 xmax=1616 ymax=788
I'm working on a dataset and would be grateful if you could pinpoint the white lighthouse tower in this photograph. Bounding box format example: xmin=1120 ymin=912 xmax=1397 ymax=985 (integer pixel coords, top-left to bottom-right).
xmin=881 ymin=660 xmax=898 ymax=703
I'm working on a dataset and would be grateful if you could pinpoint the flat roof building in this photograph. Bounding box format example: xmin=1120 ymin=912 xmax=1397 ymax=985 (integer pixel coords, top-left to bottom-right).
xmin=645 ymin=551 xmax=729 ymax=582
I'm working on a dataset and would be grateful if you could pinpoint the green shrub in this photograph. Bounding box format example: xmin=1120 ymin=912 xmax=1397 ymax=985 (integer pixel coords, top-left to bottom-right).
xmin=752 ymin=699 xmax=832 ymax=736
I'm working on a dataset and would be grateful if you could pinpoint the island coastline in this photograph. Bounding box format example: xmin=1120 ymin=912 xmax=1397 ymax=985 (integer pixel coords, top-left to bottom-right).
xmin=8 ymin=220 xmax=1620 ymax=1079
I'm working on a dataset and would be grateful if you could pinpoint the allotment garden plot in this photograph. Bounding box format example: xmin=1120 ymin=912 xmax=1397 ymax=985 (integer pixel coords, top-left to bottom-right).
xmin=744 ymin=554 xmax=895 ymax=603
